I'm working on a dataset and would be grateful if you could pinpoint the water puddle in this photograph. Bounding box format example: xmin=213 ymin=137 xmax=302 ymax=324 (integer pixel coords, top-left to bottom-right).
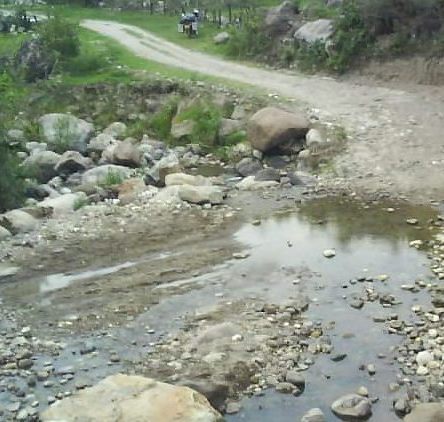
xmin=0 ymin=197 xmax=438 ymax=420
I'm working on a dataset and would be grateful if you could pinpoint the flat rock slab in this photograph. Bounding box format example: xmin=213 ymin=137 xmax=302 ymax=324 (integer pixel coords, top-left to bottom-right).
xmin=41 ymin=374 xmax=223 ymax=422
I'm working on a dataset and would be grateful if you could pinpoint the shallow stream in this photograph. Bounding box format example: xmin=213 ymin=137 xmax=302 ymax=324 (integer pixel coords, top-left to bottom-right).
xmin=0 ymin=197 xmax=438 ymax=421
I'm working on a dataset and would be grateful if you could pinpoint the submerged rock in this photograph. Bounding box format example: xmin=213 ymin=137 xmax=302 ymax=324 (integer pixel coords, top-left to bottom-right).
xmin=40 ymin=374 xmax=223 ymax=422
xmin=301 ymin=408 xmax=325 ymax=422
xmin=331 ymin=393 xmax=372 ymax=419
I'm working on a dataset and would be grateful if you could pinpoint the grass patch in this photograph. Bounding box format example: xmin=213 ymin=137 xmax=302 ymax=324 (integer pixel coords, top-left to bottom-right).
xmin=0 ymin=32 xmax=28 ymax=56
xmin=101 ymin=168 xmax=124 ymax=187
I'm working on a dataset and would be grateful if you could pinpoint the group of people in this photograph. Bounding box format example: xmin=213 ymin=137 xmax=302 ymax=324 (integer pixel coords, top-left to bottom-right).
xmin=178 ymin=9 xmax=200 ymax=37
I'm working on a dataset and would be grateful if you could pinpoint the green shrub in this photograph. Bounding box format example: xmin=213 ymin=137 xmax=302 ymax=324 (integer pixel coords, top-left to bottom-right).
xmin=0 ymin=139 xmax=27 ymax=212
xmin=174 ymin=99 xmax=222 ymax=150
xmin=101 ymin=168 xmax=124 ymax=187
xmin=295 ymin=0 xmax=374 ymax=73
xmin=62 ymin=51 xmax=105 ymax=76
xmin=226 ymin=14 xmax=273 ymax=59
xmin=224 ymin=130 xmax=247 ymax=146
xmin=149 ymin=97 xmax=179 ymax=141
xmin=37 ymin=15 xmax=80 ymax=59
xmin=295 ymin=0 xmax=338 ymax=19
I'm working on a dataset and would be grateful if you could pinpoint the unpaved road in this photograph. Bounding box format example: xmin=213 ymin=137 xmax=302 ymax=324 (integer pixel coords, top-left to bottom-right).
xmin=82 ymin=20 xmax=444 ymax=202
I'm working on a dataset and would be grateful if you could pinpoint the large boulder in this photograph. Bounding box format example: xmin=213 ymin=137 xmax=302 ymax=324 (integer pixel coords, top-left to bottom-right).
xmin=23 ymin=151 xmax=61 ymax=183
xmin=54 ymin=151 xmax=93 ymax=176
xmin=14 ymin=39 xmax=55 ymax=82
xmin=265 ymin=1 xmax=299 ymax=36
xmin=331 ymin=394 xmax=372 ymax=420
xmin=178 ymin=185 xmax=224 ymax=205
xmin=247 ymin=107 xmax=309 ymax=153
xmin=39 ymin=114 xmax=94 ymax=153
xmin=294 ymin=19 xmax=334 ymax=44
xmin=214 ymin=32 xmax=230 ymax=44
xmin=165 ymin=173 xmax=212 ymax=187
xmin=0 ymin=209 xmax=38 ymax=234
xmin=404 ymin=403 xmax=444 ymax=422
xmin=40 ymin=374 xmax=223 ymax=422
xmin=235 ymin=157 xmax=263 ymax=177
xmin=81 ymin=165 xmax=132 ymax=186
xmin=111 ymin=140 xmax=142 ymax=168
xmin=37 ymin=193 xmax=87 ymax=217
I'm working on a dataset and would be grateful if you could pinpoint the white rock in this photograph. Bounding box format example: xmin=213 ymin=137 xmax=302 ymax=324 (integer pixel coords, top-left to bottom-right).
xmin=165 ymin=173 xmax=212 ymax=187
xmin=40 ymin=374 xmax=222 ymax=422
xmin=323 ymin=249 xmax=336 ymax=258
xmin=178 ymin=185 xmax=224 ymax=205
xmin=416 ymin=351 xmax=433 ymax=366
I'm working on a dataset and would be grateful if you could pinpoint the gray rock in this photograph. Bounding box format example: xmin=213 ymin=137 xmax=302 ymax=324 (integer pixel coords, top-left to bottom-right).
xmin=15 ymin=39 xmax=55 ymax=82
xmin=331 ymin=394 xmax=372 ymax=419
xmin=178 ymin=185 xmax=224 ymax=205
xmin=219 ymin=119 xmax=243 ymax=138
xmin=40 ymin=374 xmax=222 ymax=422
xmin=87 ymin=133 xmax=116 ymax=155
xmin=7 ymin=129 xmax=25 ymax=143
xmin=1 ymin=209 xmax=38 ymax=234
xmin=276 ymin=382 xmax=295 ymax=394
xmin=295 ymin=19 xmax=334 ymax=44
xmin=301 ymin=408 xmax=325 ymax=422
xmin=37 ymin=193 xmax=87 ymax=217
xmin=112 ymin=140 xmax=142 ymax=168
xmin=39 ymin=114 xmax=94 ymax=153
xmin=404 ymin=403 xmax=444 ymax=422
xmin=25 ymin=141 xmax=47 ymax=154
xmin=145 ymin=154 xmax=181 ymax=187
xmin=171 ymin=120 xmax=195 ymax=139
xmin=103 ymin=122 xmax=127 ymax=139
xmin=235 ymin=157 xmax=263 ymax=177
xmin=55 ymin=151 xmax=92 ymax=175
xmin=165 ymin=173 xmax=212 ymax=187
xmin=23 ymin=150 xmax=61 ymax=183
xmin=255 ymin=168 xmax=281 ymax=182
xmin=248 ymin=107 xmax=309 ymax=153
xmin=285 ymin=371 xmax=305 ymax=388
xmin=0 ymin=225 xmax=12 ymax=240
xmin=265 ymin=1 xmax=299 ymax=36
xmin=81 ymin=165 xmax=132 ymax=186
xmin=214 ymin=32 xmax=230 ymax=44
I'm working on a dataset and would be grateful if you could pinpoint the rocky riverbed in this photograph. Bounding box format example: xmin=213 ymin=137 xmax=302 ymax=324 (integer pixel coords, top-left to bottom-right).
xmin=1 ymin=187 xmax=444 ymax=421
xmin=1 ymin=79 xmax=444 ymax=421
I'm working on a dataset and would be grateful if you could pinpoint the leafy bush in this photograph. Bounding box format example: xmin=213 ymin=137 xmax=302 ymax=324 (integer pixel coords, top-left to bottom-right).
xmin=37 ymin=15 xmax=80 ymax=60
xmin=294 ymin=0 xmax=374 ymax=73
xmin=149 ymin=97 xmax=179 ymax=140
xmin=0 ymin=139 xmax=27 ymax=212
xmin=62 ymin=50 xmax=105 ymax=76
xmin=226 ymin=14 xmax=273 ymax=59
xmin=174 ymin=99 xmax=222 ymax=149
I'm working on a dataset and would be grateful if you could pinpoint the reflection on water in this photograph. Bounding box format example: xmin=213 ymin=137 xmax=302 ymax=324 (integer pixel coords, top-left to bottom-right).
xmin=225 ymin=198 xmax=436 ymax=422
xmin=39 ymin=261 xmax=136 ymax=293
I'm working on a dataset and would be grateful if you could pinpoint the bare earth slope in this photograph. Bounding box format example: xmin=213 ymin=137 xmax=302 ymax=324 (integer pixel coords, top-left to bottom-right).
xmin=82 ymin=20 xmax=444 ymax=202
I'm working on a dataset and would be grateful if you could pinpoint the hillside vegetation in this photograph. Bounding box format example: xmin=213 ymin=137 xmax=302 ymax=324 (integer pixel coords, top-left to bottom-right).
xmin=225 ymin=0 xmax=444 ymax=73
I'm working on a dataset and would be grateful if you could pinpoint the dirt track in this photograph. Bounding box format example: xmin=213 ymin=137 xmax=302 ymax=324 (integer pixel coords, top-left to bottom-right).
xmin=82 ymin=20 xmax=444 ymax=202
